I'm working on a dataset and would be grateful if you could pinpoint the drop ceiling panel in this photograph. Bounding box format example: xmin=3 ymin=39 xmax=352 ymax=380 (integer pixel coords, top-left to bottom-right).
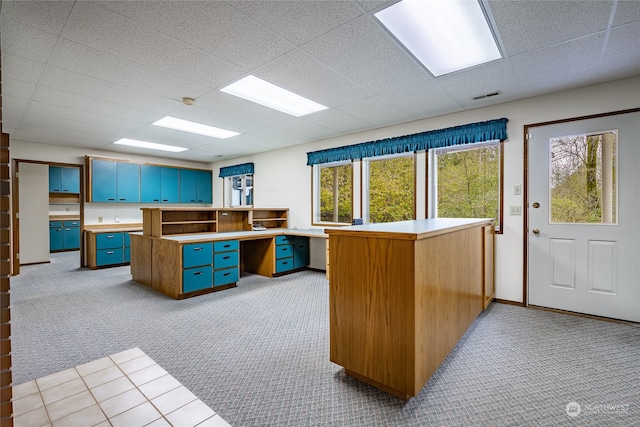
xmin=32 ymin=86 xmax=160 ymax=125
xmin=378 ymin=81 xmax=462 ymax=118
xmin=0 ymin=20 xmax=58 ymax=63
xmin=614 ymin=1 xmax=640 ymax=26
xmin=1 ymin=0 xmax=73 ymax=36
xmin=39 ymin=67 xmax=178 ymax=115
xmin=1 ymin=77 xmax=37 ymax=100
xmin=228 ymin=0 xmax=366 ymax=45
xmin=97 ymin=1 xmax=296 ymax=71
xmin=434 ymin=60 xmax=523 ymax=109
xmin=21 ymin=105 xmax=132 ymax=138
xmin=336 ymin=96 xmax=415 ymax=127
xmin=300 ymin=108 xmax=371 ymax=134
xmin=302 ymin=15 xmax=429 ymax=94
xmin=489 ymin=0 xmax=613 ymax=56
xmin=253 ymin=49 xmax=372 ymax=108
xmin=356 ymin=1 xmax=393 ymax=13
xmin=1 ymin=52 xmax=46 ymax=83
xmin=600 ymin=21 xmax=640 ymax=80
xmin=510 ymin=33 xmax=607 ymax=97
xmin=49 ymin=39 xmax=211 ymax=101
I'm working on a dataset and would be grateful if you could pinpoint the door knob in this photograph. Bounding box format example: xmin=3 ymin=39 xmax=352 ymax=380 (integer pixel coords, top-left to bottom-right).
xmin=532 ymin=228 xmax=540 ymax=235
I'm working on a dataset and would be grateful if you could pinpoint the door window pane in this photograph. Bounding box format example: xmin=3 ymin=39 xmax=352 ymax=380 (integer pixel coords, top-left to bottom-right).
xmin=550 ymin=131 xmax=617 ymax=224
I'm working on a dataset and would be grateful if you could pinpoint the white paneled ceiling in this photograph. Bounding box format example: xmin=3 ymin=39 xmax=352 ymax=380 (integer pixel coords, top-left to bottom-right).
xmin=1 ymin=0 xmax=639 ymax=163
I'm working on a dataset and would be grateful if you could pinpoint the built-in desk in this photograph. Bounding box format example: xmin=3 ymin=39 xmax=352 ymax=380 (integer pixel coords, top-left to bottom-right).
xmin=130 ymin=228 xmax=327 ymax=299
xmin=326 ymin=218 xmax=494 ymax=400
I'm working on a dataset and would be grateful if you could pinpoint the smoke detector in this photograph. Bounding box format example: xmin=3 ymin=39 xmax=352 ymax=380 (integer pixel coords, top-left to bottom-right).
xmin=182 ymin=97 xmax=195 ymax=106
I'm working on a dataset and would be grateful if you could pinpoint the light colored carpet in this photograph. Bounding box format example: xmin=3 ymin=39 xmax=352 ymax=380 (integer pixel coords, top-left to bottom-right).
xmin=11 ymin=251 xmax=640 ymax=426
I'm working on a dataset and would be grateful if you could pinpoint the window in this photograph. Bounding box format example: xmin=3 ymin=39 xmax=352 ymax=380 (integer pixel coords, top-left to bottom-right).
xmin=313 ymin=162 xmax=352 ymax=224
xmin=227 ymin=174 xmax=253 ymax=207
xmin=433 ymin=141 xmax=502 ymax=231
xmin=549 ymin=131 xmax=616 ymax=224
xmin=363 ymin=154 xmax=415 ymax=223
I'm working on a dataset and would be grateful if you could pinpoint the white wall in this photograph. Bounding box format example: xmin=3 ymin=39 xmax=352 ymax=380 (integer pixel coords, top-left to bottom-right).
xmin=10 ymin=141 xmax=211 ymax=226
xmin=211 ymin=76 xmax=640 ymax=303
xmin=18 ymin=163 xmax=49 ymax=264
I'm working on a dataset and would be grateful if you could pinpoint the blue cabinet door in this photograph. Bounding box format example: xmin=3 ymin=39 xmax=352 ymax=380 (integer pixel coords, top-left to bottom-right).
xmin=49 ymin=166 xmax=61 ymax=192
xmin=117 ymin=163 xmax=140 ymax=202
xmin=96 ymin=248 xmax=124 ymax=266
xmin=179 ymin=169 xmax=197 ymax=203
xmin=161 ymin=167 xmax=179 ymax=203
xmin=214 ymin=267 xmax=239 ymax=286
xmin=183 ymin=266 xmax=213 ymax=293
xmin=63 ymin=226 xmax=80 ymax=250
xmin=50 ymin=226 xmax=64 ymax=251
xmin=91 ymin=160 xmax=117 ymax=202
xmin=96 ymin=233 xmax=124 ymax=250
xmin=196 ymin=170 xmax=212 ymax=203
xmin=140 ymin=165 xmax=161 ymax=202
xmin=183 ymin=242 xmax=213 ymax=268
xmin=60 ymin=167 xmax=80 ymax=193
xmin=293 ymin=238 xmax=310 ymax=269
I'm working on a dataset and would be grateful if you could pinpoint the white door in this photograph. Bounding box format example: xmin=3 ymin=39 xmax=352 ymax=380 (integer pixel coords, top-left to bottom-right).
xmin=528 ymin=111 xmax=640 ymax=322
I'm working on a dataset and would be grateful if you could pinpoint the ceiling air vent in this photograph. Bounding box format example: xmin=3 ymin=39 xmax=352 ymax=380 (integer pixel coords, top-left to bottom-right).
xmin=472 ymin=91 xmax=501 ymax=100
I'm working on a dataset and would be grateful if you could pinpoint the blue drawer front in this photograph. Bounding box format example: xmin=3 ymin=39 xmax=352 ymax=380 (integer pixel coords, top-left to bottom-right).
xmin=214 ymin=267 xmax=238 ymax=286
xmin=63 ymin=220 xmax=80 ymax=227
xmin=276 ymin=244 xmax=293 ymax=259
xmin=49 ymin=221 xmax=63 ymax=228
xmin=183 ymin=266 xmax=213 ymax=293
xmin=213 ymin=240 xmax=239 ymax=252
xmin=276 ymin=258 xmax=293 ymax=273
xmin=183 ymin=242 xmax=213 ymax=268
xmin=124 ymin=232 xmax=131 ymax=247
xmin=96 ymin=233 xmax=124 ymax=249
xmin=214 ymin=251 xmax=239 ymax=270
xmin=275 ymin=235 xmax=294 ymax=245
xmin=96 ymin=248 xmax=124 ymax=266
xmin=124 ymin=247 xmax=130 ymax=263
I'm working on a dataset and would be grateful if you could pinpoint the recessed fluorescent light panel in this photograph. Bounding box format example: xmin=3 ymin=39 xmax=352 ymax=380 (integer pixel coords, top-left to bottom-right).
xmin=375 ymin=0 xmax=502 ymax=77
xmin=220 ymin=75 xmax=328 ymax=117
xmin=153 ymin=116 xmax=239 ymax=139
xmin=114 ymin=138 xmax=187 ymax=152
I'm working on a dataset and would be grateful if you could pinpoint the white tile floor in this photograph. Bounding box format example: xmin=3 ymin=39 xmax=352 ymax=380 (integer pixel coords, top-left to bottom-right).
xmin=12 ymin=347 xmax=231 ymax=427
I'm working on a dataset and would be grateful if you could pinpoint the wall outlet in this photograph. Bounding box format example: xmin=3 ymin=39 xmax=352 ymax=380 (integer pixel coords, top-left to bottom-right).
xmin=509 ymin=206 xmax=522 ymax=215
xmin=98 ymin=217 xmax=103 ymax=223
xmin=114 ymin=216 xmax=121 ymax=223
xmin=514 ymin=185 xmax=522 ymax=195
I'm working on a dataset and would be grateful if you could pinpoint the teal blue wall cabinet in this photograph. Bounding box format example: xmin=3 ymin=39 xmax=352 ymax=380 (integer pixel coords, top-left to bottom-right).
xmin=87 ymin=156 xmax=211 ymax=204
xmin=49 ymin=166 xmax=80 ymax=193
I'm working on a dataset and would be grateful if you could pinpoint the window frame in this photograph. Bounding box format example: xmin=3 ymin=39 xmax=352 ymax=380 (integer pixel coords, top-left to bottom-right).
xmin=431 ymin=140 xmax=504 ymax=233
xmin=224 ymin=173 xmax=254 ymax=208
xmin=362 ymin=152 xmax=416 ymax=224
xmin=311 ymin=160 xmax=354 ymax=226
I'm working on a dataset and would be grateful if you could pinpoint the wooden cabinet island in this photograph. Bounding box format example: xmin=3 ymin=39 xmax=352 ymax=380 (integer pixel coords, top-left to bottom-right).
xmin=326 ymin=218 xmax=494 ymax=400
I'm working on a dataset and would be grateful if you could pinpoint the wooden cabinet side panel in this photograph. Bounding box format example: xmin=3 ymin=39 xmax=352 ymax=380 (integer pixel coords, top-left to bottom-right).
xmin=414 ymin=226 xmax=484 ymax=393
xmin=151 ymin=239 xmax=182 ymax=298
xmin=86 ymin=232 xmax=97 ymax=269
xmin=483 ymin=225 xmax=495 ymax=309
xmin=130 ymin=234 xmax=152 ymax=286
xmin=329 ymin=235 xmax=415 ymax=395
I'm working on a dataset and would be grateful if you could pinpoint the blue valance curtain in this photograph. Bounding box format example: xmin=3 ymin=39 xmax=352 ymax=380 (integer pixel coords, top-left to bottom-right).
xmin=306 ymin=118 xmax=508 ymax=166
xmin=218 ymin=162 xmax=254 ymax=178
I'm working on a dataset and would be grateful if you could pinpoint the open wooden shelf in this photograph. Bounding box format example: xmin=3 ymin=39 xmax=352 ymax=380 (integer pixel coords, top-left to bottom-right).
xmin=141 ymin=207 xmax=288 ymax=236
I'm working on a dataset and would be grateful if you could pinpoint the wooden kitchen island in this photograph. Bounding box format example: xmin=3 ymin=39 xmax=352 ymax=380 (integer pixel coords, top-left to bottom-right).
xmin=326 ymin=218 xmax=494 ymax=400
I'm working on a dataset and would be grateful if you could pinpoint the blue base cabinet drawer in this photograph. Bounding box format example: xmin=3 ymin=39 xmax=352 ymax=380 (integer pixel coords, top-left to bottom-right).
xmin=183 ymin=266 xmax=213 ymax=293
xmin=96 ymin=248 xmax=124 ymax=266
xmin=214 ymin=240 xmax=239 ymax=252
xmin=214 ymin=251 xmax=239 ymax=270
xmin=183 ymin=243 xmax=213 ymax=268
xmin=96 ymin=233 xmax=124 ymax=249
xmin=275 ymin=244 xmax=293 ymax=259
xmin=214 ymin=267 xmax=239 ymax=286
xmin=88 ymin=230 xmax=133 ymax=269
xmin=276 ymin=258 xmax=293 ymax=273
